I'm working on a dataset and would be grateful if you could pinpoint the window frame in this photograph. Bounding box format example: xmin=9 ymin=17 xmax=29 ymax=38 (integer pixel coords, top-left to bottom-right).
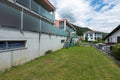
xmin=0 ymin=40 xmax=27 ymax=52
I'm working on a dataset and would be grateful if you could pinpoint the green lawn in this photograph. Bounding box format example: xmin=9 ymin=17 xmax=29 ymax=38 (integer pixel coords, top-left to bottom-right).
xmin=0 ymin=46 xmax=120 ymax=80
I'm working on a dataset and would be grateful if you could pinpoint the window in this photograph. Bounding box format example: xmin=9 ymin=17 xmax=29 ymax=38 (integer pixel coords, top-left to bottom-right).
xmin=7 ymin=41 xmax=26 ymax=49
xmin=117 ymin=36 xmax=120 ymax=43
xmin=61 ymin=40 xmax=65 ymax=43
xmin=59 ymin=22 xmax=64 ymax=29
xmin=0 ymin=41 xmax=26 ymax=50
xmin=90 ymin=34 xmax=93 ymax=37
xmin=0 ymin=41 xmax=6 ymax=50
xmin=107 ymin=38 xmax=110 ymax=43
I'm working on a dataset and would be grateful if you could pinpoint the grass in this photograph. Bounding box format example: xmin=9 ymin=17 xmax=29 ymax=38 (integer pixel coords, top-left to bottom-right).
xmin=0 ymin=46 xmax=120 ymax=80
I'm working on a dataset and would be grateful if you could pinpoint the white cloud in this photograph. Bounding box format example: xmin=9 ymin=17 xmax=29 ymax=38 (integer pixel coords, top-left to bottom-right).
xmin=49 ymin=0 xmax=120 ymax=33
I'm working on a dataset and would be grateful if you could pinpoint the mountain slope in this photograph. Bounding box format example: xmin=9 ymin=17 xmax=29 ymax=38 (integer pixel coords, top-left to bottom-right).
xmin=72 ymin=24 xmax=91 ymax=36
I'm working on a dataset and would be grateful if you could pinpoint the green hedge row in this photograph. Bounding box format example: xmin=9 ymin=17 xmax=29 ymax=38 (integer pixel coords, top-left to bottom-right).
xmin=112 ymin=44 xmax=120 ymax=61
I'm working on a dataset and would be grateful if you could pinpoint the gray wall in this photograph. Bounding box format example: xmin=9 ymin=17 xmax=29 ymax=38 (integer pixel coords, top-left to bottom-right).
xmin=0 ymin=27 xmax=66 ymax=71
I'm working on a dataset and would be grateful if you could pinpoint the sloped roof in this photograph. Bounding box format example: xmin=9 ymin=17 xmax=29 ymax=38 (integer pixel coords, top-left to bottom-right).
xmin=104 ymin=25 xmax=120 ymax=40
xmin=84 ymin=30 xmax=102 ymax=34
xmin=34 ymin=0 xmax=55 ymax=12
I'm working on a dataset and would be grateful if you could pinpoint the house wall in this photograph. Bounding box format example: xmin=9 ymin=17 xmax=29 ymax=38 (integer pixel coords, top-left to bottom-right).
xmin=88 ymin=33 xmax=94 ymax=41
xmin=105 ymin=29 xmax=120 ymax=43
xmin=0 ymin=27 xmax=66 ymax=71
xmin=84 ymin=33 xmax=102 ymax=41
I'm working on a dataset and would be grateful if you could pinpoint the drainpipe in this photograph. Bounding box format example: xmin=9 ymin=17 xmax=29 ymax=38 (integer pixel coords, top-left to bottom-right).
xmin=39 ymin=18 xmax=42 ymax=55
xmin=20 ymin=8 xmax=24 ymax=34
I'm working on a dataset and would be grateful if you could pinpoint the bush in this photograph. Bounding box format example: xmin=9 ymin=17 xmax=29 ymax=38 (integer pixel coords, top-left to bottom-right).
xmin=112 ymin=44 xmax=120 ymax=61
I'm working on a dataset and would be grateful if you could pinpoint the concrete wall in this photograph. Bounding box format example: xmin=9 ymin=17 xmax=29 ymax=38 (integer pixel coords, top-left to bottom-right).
xmin=0 ymin=27 xmax=66 ymax=71
xmin=105 ymin=29 xmax=120 ymax=43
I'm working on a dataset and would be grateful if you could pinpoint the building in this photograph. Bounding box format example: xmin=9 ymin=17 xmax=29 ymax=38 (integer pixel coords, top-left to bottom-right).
xmin=104 ymin=25 xmax=120 ymax=44
xmin=55 ymin=19 xmax=79 ymax=46
xmin=55 ymin=19 xmax=76 ymax=33
xmin=0 ymin=0 xmax=68 ymax=71
xmin=83 ymin=30 xmax=103 ymax=41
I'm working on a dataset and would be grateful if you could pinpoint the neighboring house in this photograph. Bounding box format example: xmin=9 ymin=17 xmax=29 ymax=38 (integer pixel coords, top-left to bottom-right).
xmin=104 ymin=25 xmax=120 ymax=44
xmin=55 ymin=19 xmax=79 ymax=46
xmin=55 ymin=19 xmax=76 ymax=34
xmin=83 ymin=30 xmax=103 ymax=41
xmin=0 ymin=0 xmax=69 ymax=71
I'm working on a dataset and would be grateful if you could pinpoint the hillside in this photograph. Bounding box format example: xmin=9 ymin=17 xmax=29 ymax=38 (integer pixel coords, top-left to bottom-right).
xmin=73 ymin=24 xmax=109 ymax=37
xmin=72 ymin=24 xmax=91 ymax=36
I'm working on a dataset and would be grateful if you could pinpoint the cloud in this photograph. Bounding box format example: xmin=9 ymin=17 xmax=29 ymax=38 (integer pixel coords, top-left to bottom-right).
xmin=49 ymin=0 xmax=120 ymax=33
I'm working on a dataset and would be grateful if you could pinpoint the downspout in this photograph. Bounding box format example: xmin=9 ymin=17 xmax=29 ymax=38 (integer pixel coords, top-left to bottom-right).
xmin=20 ymin=8 xmax=24 ymax=34
xmin=39 ymin=18 xmax=42 ymax=55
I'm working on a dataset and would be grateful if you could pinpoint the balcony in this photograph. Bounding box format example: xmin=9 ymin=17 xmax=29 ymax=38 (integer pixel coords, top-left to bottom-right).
xmin=66 ymin=25 xmax=75 ymax=33
xmin=15 ymin=0 xmax=55 ymax=22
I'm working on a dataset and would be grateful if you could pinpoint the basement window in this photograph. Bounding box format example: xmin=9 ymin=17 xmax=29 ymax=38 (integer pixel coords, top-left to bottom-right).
xmin=0 ymin=41 xmax=26 ymax=50
xmin=61 ymin=40 xmax=65 ymax=43
xmin=7 ymin=41 xmax=26 ymax=49
xmin=0 ymin=41 xmax=6 ymax=50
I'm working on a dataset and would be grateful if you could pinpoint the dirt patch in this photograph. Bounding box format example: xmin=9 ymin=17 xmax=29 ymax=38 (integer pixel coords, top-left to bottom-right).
xmin=43 ymin=59 xmax=54 ymax=63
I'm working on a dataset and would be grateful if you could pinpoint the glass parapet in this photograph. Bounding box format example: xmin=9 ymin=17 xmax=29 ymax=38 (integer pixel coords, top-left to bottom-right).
xmin=16 ymin=0 xmax=54 ymax=22
xmin=31 ymin=0 xmax=39 ymax=13
xmin=71 ymin=34 xmax=79 ymax=38
xmin=39 ymin=5 xmax=55 ymax=22
xmin=41 ymin=20 xmax=68 ymax=36
xmin=16 ymin=0 xmax=30 ymax=8
xmin=66 ymin=25 xmax=75 ymax=32
xmin=0 ymin=2 xmax=21 ymax=29
xmin=31 ymin=0 xmax=55 ymax=22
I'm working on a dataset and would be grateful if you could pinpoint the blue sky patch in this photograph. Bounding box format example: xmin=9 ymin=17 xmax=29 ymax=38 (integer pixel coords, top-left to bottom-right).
xmin=86 ymin=18 xmax=92 ymax=22
xmin=90 ymin=0 xmax=115 ymax=12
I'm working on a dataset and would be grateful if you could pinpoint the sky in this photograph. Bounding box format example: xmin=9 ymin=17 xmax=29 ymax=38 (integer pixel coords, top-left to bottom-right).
xmin=49 ymin=0 xmax=120 ymax=33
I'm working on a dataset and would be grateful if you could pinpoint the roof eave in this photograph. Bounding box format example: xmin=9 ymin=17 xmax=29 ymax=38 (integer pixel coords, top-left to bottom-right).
xmin=104 ymin=25 xmax=120 ymax=40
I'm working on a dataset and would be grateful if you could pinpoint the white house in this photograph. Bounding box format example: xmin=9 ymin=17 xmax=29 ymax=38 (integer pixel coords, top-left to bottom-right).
xmin=83 ymin=30 xmax=103 ymax=41
xmin=104 ymin=25 xmax=120 ymax=44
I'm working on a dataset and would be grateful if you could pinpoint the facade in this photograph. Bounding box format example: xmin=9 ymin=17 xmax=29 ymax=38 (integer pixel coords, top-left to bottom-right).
xmin=0 ymin=0 xmax=69 ymax=71
xmin=55 ymin=19 xmax=76 ymax=33
xmin=104 ymin=25 xmax=120 ymax=44
xmin=55 ymin=19 xmax=79 ymax=45
xmin=83 ymin=30 xmax=103 ymax=41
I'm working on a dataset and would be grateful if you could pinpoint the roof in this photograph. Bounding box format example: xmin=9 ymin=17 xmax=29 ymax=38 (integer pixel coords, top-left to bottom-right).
xmin=34 ymin=0 xmax=55 ymax=12
xmin=84 ymin=30 xmax=102 ymax=34
xmin=56 ymin=19 xmax=76 ymax=31
xmin=104 ymin=25 xmax=120 ymax=40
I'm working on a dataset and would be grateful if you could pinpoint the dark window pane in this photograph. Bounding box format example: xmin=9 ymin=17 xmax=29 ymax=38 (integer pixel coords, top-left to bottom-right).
xmin=117 ymin=36 xmax=120 ymax=43
xmin=8 ymin=41 xmax=26 ymax=49
xmin=0 ymin=2 xmax=21 ymax=28
xmin=16 ymin=0 xmax=30 ymax=8
xmin=60 ymin=22 xmax=64 ymax=29
xmin=61 ymin=40 xmax=65 ymax=43
xmin=0 ymin=41 xmax=6 ymax=50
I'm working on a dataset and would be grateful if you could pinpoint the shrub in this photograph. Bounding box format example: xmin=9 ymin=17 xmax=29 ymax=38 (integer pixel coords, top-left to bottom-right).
xmin=112 ymin=44 xmax=120 ymax=61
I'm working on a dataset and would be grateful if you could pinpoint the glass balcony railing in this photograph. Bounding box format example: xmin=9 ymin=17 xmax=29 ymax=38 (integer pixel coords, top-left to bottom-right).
xmin=16 ymin=0 xmax=55 ymax=22
xmin=41 ymin=20 xmax=68 ymax=36
xmin=66 ymin=25 xmax=75 ymax=33
xmin=39 ymin=5 xmax=55 ymax=22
